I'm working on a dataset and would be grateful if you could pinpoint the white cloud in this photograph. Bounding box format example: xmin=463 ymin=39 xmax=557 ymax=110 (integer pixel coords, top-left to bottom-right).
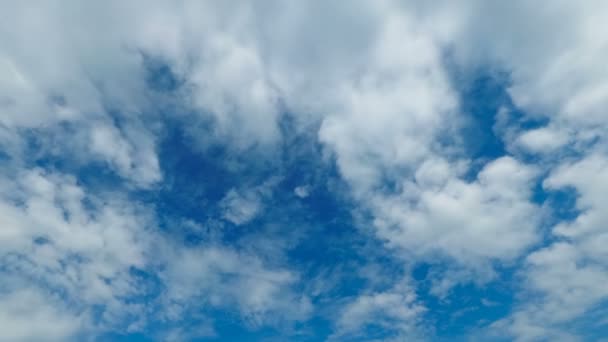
xmin=317 ymin=10 xmax=457 ymax=192
xmin=332 ymin=279 xmax=426 ymax=340
xmin=444 ymin=1 xmax=608 ymax=152
xmin=0 ymin=287 xmax=84 ymax=342
xmin=514 ymin=127 xmax=570 ymax=154
xmin=161 ymin=245 xmax=312 ymax=328
xmin=290 ymin=5 xmax=544 ymax=288
xmin=0 ymin=2 xmax=161 ymax=186
xmin=490 ymin=152 xmax=608 ymax=340
xmin=0 ymin=167 xmax=156 ymax=337
xmin=442 ymin=2 xmax=608 ymax=336
xmin=373 ymin=157 xmax=540 ymax=268
xmin=88 ymin=120 xmax=161 ymax=187
xmin=0 ymin=166 xmax=310 ymax=338
xmin=544 ymin=154 xmax=608 ymax=240
xmin=491 ymin=242 xmax=608 ymax=342
xmin=294 ymin=185 xmax=310 ymax=199
xmin=220 ymin=179 xmax=278 ymax=226
xmin=221 ymin=188 xmax=263 ymax=225
xmin=133 ymin=1 xmax=284 ymax=149
xmin=303 ymin=3 xmax=608 ymax=336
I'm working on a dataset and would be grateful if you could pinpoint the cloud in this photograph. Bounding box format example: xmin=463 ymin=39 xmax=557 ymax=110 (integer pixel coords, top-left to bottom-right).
xmin=221 ymin=188 xmax=263 ymax=225
xmin=443 ymin=1 xmax=608 ymax=156
xmin=373 ymin=157 xmax=540 ymax=266
xmin=0 ymin=168 xmax=155 ymax=334
xmin=514 ymin=127 xmax=570 ymax=154
xmin=294 ymin=185 xmax=310 ymax=198
xmin=220 ymin=178 xmax=279 ymax=225
xmin=317 ymin=10 xmax=457 ymax=192
xmin=309 ymin=1 xmax=608 ymax=337
xmin=0 ymin=2 xmax=161 ymax=187
xmin=492 ymin=153 xmax=608 ymax=340
xmin=331 ymin=279 xmax=426 ymax=340
xmin=0 ymin=287 xmax=84 ymax=342
xmin=437 ymin=2 xmax=608 ymax=338
xmin=160 ymin=244 xmax=312 ymax=329
xmin=0 ymin=165 xmax=311 ymax=338
xmin=88 ymin=119 xmax=161 ymax=187
xmin=490 ymin=242 xmax=608 ymax=342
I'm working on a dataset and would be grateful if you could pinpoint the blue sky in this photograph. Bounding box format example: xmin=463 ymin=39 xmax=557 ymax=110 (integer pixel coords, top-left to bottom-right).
xmin=1 ymin=1 xmax=608 ymax=341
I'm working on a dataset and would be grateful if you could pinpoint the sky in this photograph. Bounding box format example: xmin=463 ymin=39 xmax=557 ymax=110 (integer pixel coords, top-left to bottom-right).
xmin=1 ymin=1 xmax=608 ymax=341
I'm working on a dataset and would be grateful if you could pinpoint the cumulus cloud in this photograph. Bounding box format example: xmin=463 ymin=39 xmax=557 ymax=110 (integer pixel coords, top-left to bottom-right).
xmin=445 ymin=2 xmax=608 ymax=338
xmin=373 ymin=157 xmax=540 ymax=266
xmin=317 ymin=10 xmax=457 ymax=192
xmin=313 ymin=1 xmax=608 ymax=337
xmin=514 ymin=126 xmax=570 ymax=154
xmin=491 ymin=153 xmax=608 ymax=340
xmin=332 ymin=280 xmax=426 ymax=340
xmin=0 ymin=2 xmax=161 ymax=186
xmin=0 ymin=287 xmax=84 ymax=342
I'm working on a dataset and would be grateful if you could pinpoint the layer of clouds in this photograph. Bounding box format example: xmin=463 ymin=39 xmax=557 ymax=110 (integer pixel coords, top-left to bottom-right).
xmin=0 ymin=168 xmax=153 ymax=335
xmin=0 ymin=166 xmax=308 ymax=338
xmin=1 ymin=1 xmax=607 ymax=340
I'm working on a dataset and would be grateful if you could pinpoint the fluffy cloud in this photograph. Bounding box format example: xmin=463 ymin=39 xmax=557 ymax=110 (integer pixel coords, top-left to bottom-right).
xmin=161 ymin=245 xmax=312 ymax=328
xmin=505 ymin=243 xmax=608 ymax=340
xmin=447 ymin=1 xmax=608 ymax=156
xmin=0 ymin=2 xmax=161 ymax=186
xmin=315 ymin=1 xmax=608 ymax=337
xmin=493 ymin=153 xmax=608 ymax=340
xmin=446 ymin=2 xmax=608 ymax=338
xmin=332 ymin=279 xmax=426 ymax=341
xmin=133 ymin=1 xmax=284 ymax=149
xmin=0 ymin=287 xmax=84 ymax=342
xmin=0 ymin=168 xmax=154 ymax=333
xmin=317 ymin=10 xmax=457 ymax=192
xmin=373 ymin=157 xmax=540 ymax=267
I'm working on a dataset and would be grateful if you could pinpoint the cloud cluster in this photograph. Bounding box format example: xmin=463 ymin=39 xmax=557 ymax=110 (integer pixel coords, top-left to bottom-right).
xmin=332 ymin=280 xmax=426 ymax=341
xmin=446 ymin=2 xmax=608 ymax=339
xmin=0 ymin=166 xmax=309 ymax=339
xmin=0 ymin=168 xmax=153 ymax=338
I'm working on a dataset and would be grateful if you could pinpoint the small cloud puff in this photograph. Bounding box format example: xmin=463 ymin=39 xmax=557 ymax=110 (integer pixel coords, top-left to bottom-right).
xmin=294 ymin=185 xmax=310 ymax=198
